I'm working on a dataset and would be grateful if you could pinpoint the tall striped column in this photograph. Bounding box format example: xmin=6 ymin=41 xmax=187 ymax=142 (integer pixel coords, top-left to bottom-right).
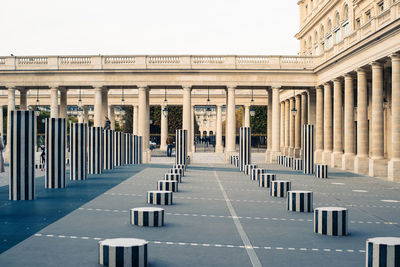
xmin=121 ymin=133 xmax=126 ymax=165
xmin=303 ymin=124 xmax=315 ymax=174
xmin=103 ymin=129 xmax=114 ymax=170
xmin=175 ymin=129 xmax=187 ymax=165
xmin=88 ymin=127 xmax=103 ymax=174
xmin=136 ymin=135 xmax=143 ymax=164
xmin=9 ymin=110 xmax=35 ymax=200
xmin=240 ymin=127 xmax=251 ymax=172
xmin=125 ymin=133 xmax=132 ymax=165
xmin=70 ymin=123 xmax=88 ymax=181
xmin=45 ymin=118 xmax=66 ymax=189
xmin=133 ymin=135 xmax=139 ymax=164
xmin=114 ymin=131 xmax=122 ymax=166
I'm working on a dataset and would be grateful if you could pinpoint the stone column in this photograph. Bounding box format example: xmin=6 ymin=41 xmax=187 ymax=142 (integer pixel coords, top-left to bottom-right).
xmin=145 ymin=88 xmax=151 ymax=162
xmin=332 ymin=78 xmax=343 ymax=168
xmin=160 ymin=104 xmax=168 ymax=151
xmin=50 ymin=87 xmax=59 ymax=118
xmin=5 ymin=87 xmax=16 ymax=163
xmin=269 ymin=87 xmax=281 ymax=163
xmin=216 ymin=105 xmax=223 ymax=153
xmin=226 ymin=86 xmax=236 ymax=160
xmin=102 ymin=89 xmax=109 ymax=125
xmin=322 ymin=83 xmax=333 ymax=164
xmin=191 ymin=105 xmax=195 ymax=152
xmin=369 ymin=62 xmax=387 ymax=177
xmin=389 ymin=54 xmax=400 ymax=181
xmin=289 ymin=97 xmax=295 ymax=156
xmin=301 ymin=92 xmax=308 ymax=150
xmin=59 ymin=89 xmax=67 ymax=119
xmin=315 ymin=86 xmax=324 ymax=163
xmin=83 ymin=106 xmax=89 ymax=124
xmin=19 ymin=89 xmax=27 ymax=110
xmin=93 ymin=87 xmax=103 ymax=127
xmin=342 ymin=74 xmax=355 ymax=170
xmin=138 ymin=87 xmax=149 ymax=163
xmin=284 ymin=100 xmax=290 ymax=155
xmin=244 ymin=105 xmax=250 ymax=127
xmin=133 ymin=105 xmax=138 ymax=135
xmin=308 ymin=89 xmax=316 ymax=125
xmin=109 ymin=105 xmax=115 ymax=130
xmin=266 ymin=89 xmax=273 ymax=160
xmin=294 ymin=94 xmax=301 ymax=157
xmin=182 ymin=86 xmax=192 ymax=156
xmin=0 ymin=105 xmax=3 ymax=137
xmin=280 ymin=102 xmax=285 ymax=152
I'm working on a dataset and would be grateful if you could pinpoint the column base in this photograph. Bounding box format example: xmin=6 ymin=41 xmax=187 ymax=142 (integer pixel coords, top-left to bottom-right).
xmin=159 ymin=145 xmax=167 ymax=151
xmin=225 ymin=151 xmax=237 ymax=163
xmin=265 ymin=150 xmax=271 ymax=162
xmin=294 ymin=148 xmax=301 ymax=158
xmin=341 ymin=153 xmax=355 ymax=171
xmin=369 ymin=158 xmax=388 ymax=178
xmin=315 ymin=150 xmax=323 ymax=164
xmin=142 ymin=150 xmax=152 ymax=164
xmin=269 ymin=151 xmax=281 ymax=163
xmin=322 ymin=151 xmax=332 ymax=165
xmin=331 ymin=152 xmax=343 ymax=168
xmin=215 ymin=145 xmax=224 ymax=153
xmin=289 ymin=147 xmax=295 ymax=157
xmin=388 ymin=160 xmax=400 ymax=182
xmin=354 ymin=156 xmax=369 ymax=175
xmin=284 ymin=147 xmax=290 ymax=156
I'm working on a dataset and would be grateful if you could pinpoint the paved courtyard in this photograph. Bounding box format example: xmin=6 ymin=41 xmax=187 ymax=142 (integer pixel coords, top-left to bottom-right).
xmin=1 ymin=156 xmax=400 ymax=266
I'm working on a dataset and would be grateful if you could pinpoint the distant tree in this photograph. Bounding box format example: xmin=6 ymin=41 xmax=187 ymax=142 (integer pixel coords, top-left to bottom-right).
xmin=121 ymin=106 xmax=133 ymax=133
xmin=250 ymin=106 xmax=267 ymax=135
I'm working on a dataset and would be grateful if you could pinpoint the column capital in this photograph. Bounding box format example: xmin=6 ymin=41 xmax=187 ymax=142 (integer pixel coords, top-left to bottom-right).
xmin=390 ymin=53 xmax=400 ymax=60
xmin=343 ymin=73 xmax=354 ymax=79
xmin=323 ymin=82 xmax=331 ymax=87
xmin=59 ymin=87 xmax=68 ymax=92
xmin=271 ymin=86 xmax=281 ymax=91
xmin=333 ymin=78 xmax=341 ymax=83
xmin=356 ymin=67 xmax=367 ymax=73
xmin=316 ymin=85 xmax=323 ymax=91
xmin=371 ymin=61 xmax=383 ymax=68
xmin=182 ymin=86 xmax=192 ymax=91
xmin=226 ymin=86 xmax=236 ymax=91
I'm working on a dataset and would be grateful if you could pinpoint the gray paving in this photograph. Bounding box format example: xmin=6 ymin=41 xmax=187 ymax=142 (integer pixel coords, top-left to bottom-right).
xmin=0 ymin=159 xmax=400 ymax=266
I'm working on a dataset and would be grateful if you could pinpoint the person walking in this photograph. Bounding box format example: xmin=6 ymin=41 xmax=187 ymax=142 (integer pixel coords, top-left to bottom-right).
xmin=104 ymin=116 xmax=111 ymax=130
xmin=40 ymin=145 xmax=45 ymax=171
xmin=0 ymin=133 xmax=5 ymax=173
xmin=166 ymin=135 xmax=173 ymax=157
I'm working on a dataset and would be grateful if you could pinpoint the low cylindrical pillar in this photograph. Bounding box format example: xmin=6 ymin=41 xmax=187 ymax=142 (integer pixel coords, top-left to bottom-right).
xmin=164 ymin=173 xmax=181 ymax=183
xmin=157 ymin=180 xmax=178 ymax=192
xmin=250 ymin=168 xmax=267 ymax=181
xmin=244 ymin=164 xmax=257 ymax=175
xmin=366 ymin=237 xmax=400 ymax=267
xmin=287 ymin=191 xmax=313 ymax=212
xmin=292 ymin=159 xmax=303 ymax=171
xmin=99 ymin=238 xmax=148 ymax=267
xmin=130 ymin=207 xmax=165 ymax=227
xmin=259 ymin=173 xmax=276 ymax=188
xmin=314 ymin=207 xmax=348 ymax=236
xmin=169 ymin=168 xmax=184 ymax=177
xmin=315 ymin=164 xmax=328 ymax=178
xmin=147 ymin=190 xmax=173 ymax=205
xmin=70 ymin=123 xmax=88 ymax=181
xmin=270 ymin=180 xmax=291 ymax=197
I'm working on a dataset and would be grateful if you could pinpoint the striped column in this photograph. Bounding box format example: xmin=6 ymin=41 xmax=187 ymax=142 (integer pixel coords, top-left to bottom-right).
xmin=293 ymin=159 xmax=303 ymax=171
xmin=133 ymin=135 xmax=142 ymax=164
xmin=169 ymin=168 xmax=184 ymax=177
xmin=88 ymin=127 xmax=103 ymax=174
xmin=239 ymin=127 xmax=251 ymax=172
xmin=250 ymin=168 xmax=267 ymax=181
xmin=270 ymin=180 xmax=291 ymax=197
xmin=147 ymin=190 xmax=173 ymax=205
xmin=158 ymin=180 xmax=178 ymax=192
xmin=165 ymin=173 xmax=182 ymax=183
xmin=175 ymin=129 xmax=187 ymax=165
xmin=366 ymin=237 xmax=400 ymax=267
xmin=303 ymin=124 xmax=315 ymax=174
xmin=121 ymin=133 xmax=126 ymax=165
xmin=244 ymin=164 xmax=257 ymax=175
xmin=130 ymin=207 xmax=164 ymax=227
xmin=70 ymin=123 xmax=88 ymax=181
xmin=314 ymin=207 xmax=348 ymax=236
xmin=124 ymin=133 xmax=132 ymax=165
xmin=287 ymin=191 xmax=313 ymax=212
xmin=45 ymin=118 xmax=66 ymax=189
xmin=277 ymin=155 xmax=285 ymax=165
xmin=114 ymin=131 xmax=122 ymax=166
xmin=315 ymin=164 xmax=328 ymax=178
xmin=259 ymin=173 xmax=276 ymax=188
xmin=99 ymin=238 xmax=148 ymax=267
xmin=103 ymin=130 xmax=114 ymax=170
xmin=9 ymin=111 xmax=35 ymax=200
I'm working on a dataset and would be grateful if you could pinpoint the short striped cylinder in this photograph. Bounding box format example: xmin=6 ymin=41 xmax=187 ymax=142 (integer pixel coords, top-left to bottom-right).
xmin=169 ymin=168 xmax=184 ymax=176
xmin=130 ymin=207 xmax=164 ymax=227
xmin=292 ymin=159 xmax=303 ymax=171
xmin=157 ymin=180 xmax=178 ymax=192
xmin=133 ymin=135 xmax=142 ymax=164
xmin=99 ymin=238 xmax=148 ymax=267
xmin=229 ymin=155 xmax=235 ymax=165
xmin=175 ymin=129 xmax=187 ymax=165
xmin=103 ymin=130 xmax=114 ymax=170
xmin=270 ymin=180 xmax=291 ymax=197
xmin=45 ymin=118 xmax=66 ymax=189
xmin=315 ymin=164 xmax=328 ymax=178
xmin=173 ymin=164 xmax=186 ymax=171
xmin=366 ymin=237 xmax=400 ymax=267
xmin=303 ymin=124 xmax=314 ymax=174
xmin=277 ymin=155 xmax=285 ymax=165
xmin=70 ymin=123 xmax=88 ymax=181
xmin=35 ymin=163 xmax=45 ymax=169
xmin=259 ymin=173 xmax=276 ymax=188
xmin=239 ymin=127 xmax=251 ymax=171
xmin=284 ymin=157 xmax=293 ymax=168
xmin=124 ymin=133 xmax=132 ymax=165
xmin=147 ymin=190 xmax=173 ymax=205
xmin=287 ymin=191 xmax=313 ymax=212
xmin=9 ymin=111 xmax=35 ymax=200
xmin=114 ymin=131 xmax=123 ymax=166
xmin=314 ymin=207 xmax=348 ymax=236
xmin=250 ymin=168 xmax=267 ymax=181
xmin=244 ymin=164 xmax=257 ymax=175
xmin=164 ymin=173 xmax=182 ymax=183
xmin=88 ymin=127 xmax=103 ymax=174
xmin=234 ymin=157 xmax=240 ymax=168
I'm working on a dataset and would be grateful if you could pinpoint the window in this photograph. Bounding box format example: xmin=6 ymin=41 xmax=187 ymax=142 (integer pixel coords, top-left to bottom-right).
xmin=343 ymin=4 xmax=349 ymax=21
xmin=342 ymin=21 xmax=349 ymax=36
xmin=335 ymin=12 xmax=340 ymax=28
xmin=335 ymin=28 xmax=341 ymax=43
xmin=326 ymin=34 xmax=333 ymax=49
xmin=355 ymin=18 xmax=361 ymax=29
xmin=365 ymin=10 xmax=371 ymax=21
xmin=378 ymin=1 xmax=384 ymax=13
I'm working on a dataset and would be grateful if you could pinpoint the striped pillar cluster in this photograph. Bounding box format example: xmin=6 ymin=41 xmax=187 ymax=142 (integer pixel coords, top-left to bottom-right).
xmin=277 ymin=155 xmax=285 ymax=165
xmin=259 ymin=173 xmax=276 ymax=188
xmin=229 ymin=155 xmax=238 ymax=165
xmin=114 ymin=131 xmax=122 ymax=166
xmin=98 ymin=238 xmax=148 ymax=267
xmin=303 ymin=124 xmax=315 ymax=174
xmin=165 ymin=173 xmax=182 ymax=183
xmin=45 ymin=118 xmax=66 ymax=189
xmin=70 ymin=123 xmax=88 ymax=181
xmin=284 ymin=157 xmax=293 ymax=168
xmin=250 ymin=168 xmax=267 ymax=181
xmin=88 ymin=127 xmax=103 ymax=174
xmin=133 ymin=135 xmax=142 ymax=164
xmin=270 ymin=180 xmax=291 ymax=197
xmin=9 ymin=111 xmax=35 ymax=200
xmin=147 ymin=190 xmax=173 ymax=205
xmin=173 ymin=164 xmax=186 ymax=171
xmin=124 ymin=133 xmax=132 ymax=165
xmin=158 ymin=180 xmax=178 ymax=192
xmin=103 ymin=130 xmax=114 ymax=170
xmin=169 ymin=168 xmax=184 ymax=176
xmin=315 ymin=164 xmax=328 ymax=178
xmin=287 ymin=191 xmax=313 ymax=212
xmin=293 ymin=159 xmax=303 ymax=171
xmin=239 ymin=127 xmax=251 ymax=172
xmin=130 ymin=207 xmax=165 ymax=227
xmin=314 ymin=207 xmax=348 ymax=236
xmin=175 ymin=129 xmax=187 ymax=165
xmin=366 ymin=237 xmax=400 ymax=267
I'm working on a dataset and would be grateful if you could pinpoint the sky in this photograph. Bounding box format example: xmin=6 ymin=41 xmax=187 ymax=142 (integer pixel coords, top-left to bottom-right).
xmin=0 ymin=0 xmax=300 ymax=56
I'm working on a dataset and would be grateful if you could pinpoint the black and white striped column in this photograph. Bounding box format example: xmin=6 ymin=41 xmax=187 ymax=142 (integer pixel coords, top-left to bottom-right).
xmin=70 ymin=123 xmax=88 ymax=181
xmin=259 ymin=173 xmax=276 ymax=188
xmin=175 ymin=129 xmax=187 ymax=165
xmin=103 ymin=130 xmax=114 ymax=170
xmin=277 ymin=155 xmax=285 ymax=165
xmin=293 ymin=159 xmax=303 ymax=171
xmin=165 ymin=173 xmax=182 ymax=183
xmin=88 ymin=127 xmax=103 ymax=174
xmin=234 ymin=157 xmax=240 ymax=168
xmin=244 ymin=164 xmax=257 ymax=175
xmin=287 ymin=191 xmax=313 ymax=212
xmin=314 ymin=207 xmax=348 ymax=236
xmin=9 ymin=111 xmax=35 ymax=200
xmin=284 ymin=157 xmax=293 ymax=168
xmin=124 ymin=133 xmax=132 ymax=165
xmin=147 ymin=190 xmax=173 ymax=205
xmin=99 ymin=238 xmax=148 ymax=267
xmin=121 ymin=133 xmax=126 ymax=165
xmin=366 ymin=237 xmax=400 ymax=267
xmin=303 ymin=124 xmax=314 ymax=174
xmin=250 ymin=168 xmax=267 ymax=181
xmin=114 ymin=131 xmax=122 ymax=166
xmin=239 ymin=127 xmax=251 ymax=172
xmin=173 ymin=164 xmax=186 ymax=171
xmin=158 ymin=180 xmax=178 ymax=192
xmin=315 ymin=164 xmax=328 ymax=178
xmin=130 ymin=207 xmax=164 ymax=227
xmin=169 ymin=168 xmax=184 ymax=177
xmin=270 ymin=180 xmax=291 ymax=197
xmin=45 ymin=118 xmax=66 ymax=189
xmin=133 ymin=135 xmax=142 ymax=165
